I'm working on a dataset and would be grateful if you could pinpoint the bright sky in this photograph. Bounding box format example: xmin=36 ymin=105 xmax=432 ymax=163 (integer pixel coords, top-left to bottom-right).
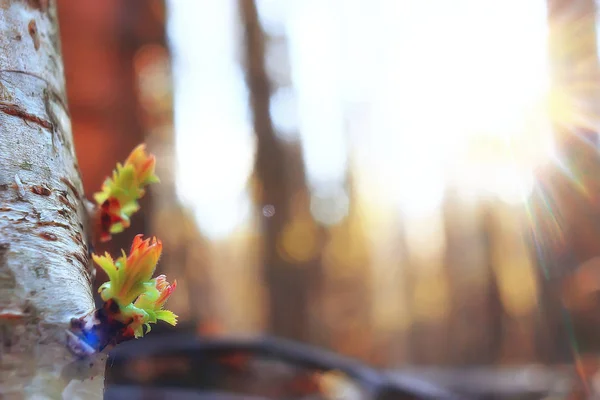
xmin=168 ymin=0 xmax=254 ymax=239
xmin=168 ymin=0 xmax=552 ymax=238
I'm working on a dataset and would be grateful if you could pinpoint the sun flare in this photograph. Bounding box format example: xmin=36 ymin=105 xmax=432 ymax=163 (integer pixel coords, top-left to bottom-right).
xmin=354 ymin=0 xmax=553 ymax=215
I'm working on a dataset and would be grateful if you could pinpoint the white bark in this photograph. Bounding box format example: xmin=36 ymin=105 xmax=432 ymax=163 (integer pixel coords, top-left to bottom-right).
xmin=0 ymin=1 xmax=102 ymax=399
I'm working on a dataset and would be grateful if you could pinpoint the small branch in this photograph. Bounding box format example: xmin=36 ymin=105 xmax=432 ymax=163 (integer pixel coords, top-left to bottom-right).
xmin=107 ymin=335 xmax=464 ymax=400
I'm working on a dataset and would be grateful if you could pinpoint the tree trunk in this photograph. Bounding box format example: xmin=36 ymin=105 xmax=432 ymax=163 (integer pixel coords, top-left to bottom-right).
xmin=0 ymin=1 xmax=100 ymax=398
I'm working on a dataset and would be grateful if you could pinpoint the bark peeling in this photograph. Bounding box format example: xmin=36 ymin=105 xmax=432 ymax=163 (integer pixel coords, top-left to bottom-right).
xmin=0 ymin=1 xmax=100 ymax=399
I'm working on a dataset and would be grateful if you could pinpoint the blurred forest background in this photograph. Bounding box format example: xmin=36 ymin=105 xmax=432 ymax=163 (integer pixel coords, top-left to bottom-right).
xmin=55 ymin=0 xmax=600 ymax=369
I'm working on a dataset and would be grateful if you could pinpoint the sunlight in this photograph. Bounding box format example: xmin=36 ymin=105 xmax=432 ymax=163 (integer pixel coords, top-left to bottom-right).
xmin=169 ymin=0 xmax=554 ymax=238
xmin=282 ymin=0 xmax=553 ymax=220
xmin=395 ymin=0 xmax=549 ymax=211
xmin=285 ymin=0 xmax=349 ymax=195
xmin=169 ymin=0 xmax=255 ymax=240
xmin=360 ymin=0 xmax=552 ymax=215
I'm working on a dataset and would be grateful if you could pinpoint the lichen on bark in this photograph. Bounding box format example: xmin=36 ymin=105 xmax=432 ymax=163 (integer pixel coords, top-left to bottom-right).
xmin=0 ymin=1 xmax=101 ymax=398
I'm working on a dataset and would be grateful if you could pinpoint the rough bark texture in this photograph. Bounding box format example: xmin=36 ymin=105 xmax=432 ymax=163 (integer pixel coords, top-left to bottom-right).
xmin=0 ymin=1 xmax=101 ymax=398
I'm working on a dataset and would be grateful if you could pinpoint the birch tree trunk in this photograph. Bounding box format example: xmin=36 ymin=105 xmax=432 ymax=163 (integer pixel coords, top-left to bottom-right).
xmin=0 ymin=1 xmax=101 ymax=398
